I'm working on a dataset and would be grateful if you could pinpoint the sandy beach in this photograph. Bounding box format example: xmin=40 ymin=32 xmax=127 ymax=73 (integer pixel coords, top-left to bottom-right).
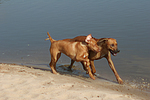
xmin=0 ymin=63 xmax=149 ymax=100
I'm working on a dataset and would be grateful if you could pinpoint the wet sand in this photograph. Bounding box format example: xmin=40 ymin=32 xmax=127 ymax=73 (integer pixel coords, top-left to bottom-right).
xmin=0 ymin=63 xmax=149 ymax=100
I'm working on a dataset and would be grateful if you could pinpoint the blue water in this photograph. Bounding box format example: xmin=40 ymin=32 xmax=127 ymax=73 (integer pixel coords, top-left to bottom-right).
xmin=0 ymin=0 xmax=150 ymax=91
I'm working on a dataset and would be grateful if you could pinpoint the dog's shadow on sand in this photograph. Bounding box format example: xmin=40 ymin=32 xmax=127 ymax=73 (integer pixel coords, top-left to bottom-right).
xmin=23 ymin=63 xmax=118 ymax=84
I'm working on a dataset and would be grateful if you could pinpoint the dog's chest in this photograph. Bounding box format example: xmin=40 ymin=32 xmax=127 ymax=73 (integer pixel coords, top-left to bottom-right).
xmin=97 ymin=52 xmax=106 ymax=59
xmin=100 ymin=54 xmax=105 ymax=58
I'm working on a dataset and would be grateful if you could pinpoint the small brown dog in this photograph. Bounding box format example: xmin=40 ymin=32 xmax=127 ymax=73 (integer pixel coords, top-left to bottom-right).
xmin=45 ymin=32 xmax=100 ymax=80
xmin=68 ymin=36 xmax=123 ymax=84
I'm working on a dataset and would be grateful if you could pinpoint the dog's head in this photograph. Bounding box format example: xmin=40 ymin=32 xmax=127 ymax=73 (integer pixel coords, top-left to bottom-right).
xmin=98 ymin=38 xmax=120 ymax=56
xmin=107 ymin=38 xmax=120 ymax=56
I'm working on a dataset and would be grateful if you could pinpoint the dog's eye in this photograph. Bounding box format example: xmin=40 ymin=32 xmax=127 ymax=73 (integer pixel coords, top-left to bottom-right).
xmin=111 ymin=44 xmax=114 ymax=47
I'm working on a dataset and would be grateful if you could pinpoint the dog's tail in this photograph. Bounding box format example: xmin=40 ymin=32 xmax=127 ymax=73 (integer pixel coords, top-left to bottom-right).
xmin=45 ymin=32 xmax=56 ymax=43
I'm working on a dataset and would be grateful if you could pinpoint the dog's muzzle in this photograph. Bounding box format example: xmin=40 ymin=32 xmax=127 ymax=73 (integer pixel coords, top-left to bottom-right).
xmin=109 ymin=49 xmax=120 ymax=56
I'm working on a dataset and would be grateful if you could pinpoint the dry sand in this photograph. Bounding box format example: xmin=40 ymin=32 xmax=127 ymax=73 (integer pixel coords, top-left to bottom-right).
xmin=0 ymin=63 xmax=149 ymax=100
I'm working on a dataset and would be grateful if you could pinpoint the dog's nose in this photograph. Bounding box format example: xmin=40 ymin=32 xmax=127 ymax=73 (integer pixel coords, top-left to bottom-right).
xmin=117 ymin=49 xmax=120 ymax=53
xmin=114 ymin=49 xmax=120 ymax=53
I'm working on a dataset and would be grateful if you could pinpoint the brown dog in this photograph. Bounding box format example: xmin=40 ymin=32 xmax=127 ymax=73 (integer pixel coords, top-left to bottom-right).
xmin=45 ymin=32 xmax=100 ymax=80
xmin=68 ymin=36 xmax=123 ymax=84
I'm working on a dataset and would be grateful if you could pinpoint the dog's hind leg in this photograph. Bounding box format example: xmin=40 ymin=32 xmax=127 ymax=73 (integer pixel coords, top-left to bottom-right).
xmin=50 ymin=52 xmax=61 ymax=74
xmin=68 ymin=59 xmax=75 ymax=71
xmin=83 ymin=60 xmax=95 ymax=80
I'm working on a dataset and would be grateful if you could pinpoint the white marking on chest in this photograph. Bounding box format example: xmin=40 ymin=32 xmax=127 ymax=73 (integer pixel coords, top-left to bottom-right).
xmin=83 ymin=55 xmax=86 ymax=58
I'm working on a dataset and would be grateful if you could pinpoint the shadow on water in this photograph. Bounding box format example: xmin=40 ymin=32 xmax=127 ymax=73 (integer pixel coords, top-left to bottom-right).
xmin=21 ymin=63 xmax=118 ymax=84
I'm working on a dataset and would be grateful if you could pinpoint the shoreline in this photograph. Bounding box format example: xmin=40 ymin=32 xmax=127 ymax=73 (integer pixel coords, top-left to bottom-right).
xmin=0 ymin=63 xmax=149 ymax=100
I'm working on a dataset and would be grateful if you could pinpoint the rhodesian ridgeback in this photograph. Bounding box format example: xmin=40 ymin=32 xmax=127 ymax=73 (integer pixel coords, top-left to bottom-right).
xmin=68 ymin=36 xmax=123 ymax=84
xmin=45 ymin=32 xmax=100 ymax=80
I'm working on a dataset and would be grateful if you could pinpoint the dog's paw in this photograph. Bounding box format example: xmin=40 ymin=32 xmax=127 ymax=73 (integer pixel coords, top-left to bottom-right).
xmin=56 ymin=73 xmax=60 ymax=75
xmin=89 ymin=73 xmax=95 ymax=80
xmin=117 ymin=78 xmax=123 ymax=84
xmin=52 ymin=70 xmax=59 ymax=75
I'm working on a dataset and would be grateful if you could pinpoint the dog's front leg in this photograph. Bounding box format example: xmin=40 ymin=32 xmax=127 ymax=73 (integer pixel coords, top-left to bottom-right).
xmin=106 ymin=53 xmax=123 ymax=84
xmin=90 ymin=60 xmax=96 ymax=74
xmin=81 ymin=61 xmax=96 ymax=76
xmin=83 ymin=60 xmax=95 ymax=80
xmin=76 ymin=53 xmax=95 ymax=80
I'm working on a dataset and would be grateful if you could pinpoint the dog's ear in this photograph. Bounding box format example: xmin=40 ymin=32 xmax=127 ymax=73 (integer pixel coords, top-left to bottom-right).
xmin=97 ymin=38 xmax=108 ymax=45
xmin=85 ymin=34 xmax=92 ymax=42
